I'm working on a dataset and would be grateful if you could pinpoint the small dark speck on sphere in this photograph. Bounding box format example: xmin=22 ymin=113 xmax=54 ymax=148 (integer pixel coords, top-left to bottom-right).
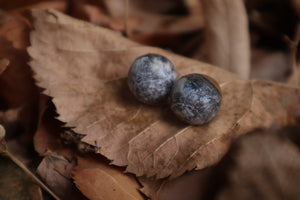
xmin=170 ymin=73 xmax=222 ymax=125
xmin=128 ymin=54 xmax=178 ymax=104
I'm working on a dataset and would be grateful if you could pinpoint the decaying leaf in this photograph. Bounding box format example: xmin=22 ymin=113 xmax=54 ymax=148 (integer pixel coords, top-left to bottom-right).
xmin=34 ymin=107 xmax=142 ymax=200
xmin=0 ymin=11 xmax=42 ymax=169
xmin=217 ymin=131 xmax=300 ymax=200
xmin=33 ymin=95 xmax=87 ymax=199
xmin=202 ymin=0 xmax=250 ymax=78
xmin=0 ymin=10 xmax=30 ymax=50
xmin=0 ymin=11 xmax=38 ymax=109
xmin=28 ymin=9 xmax=237 ymax=82
xmin=34 ymin=96 xmax=141 ymax=200
xmin=102 ymin=0 xmax=184 ymax=18
xmin=139 ymin=126 xmax=300 ymax=200
xmin=33 ymin=98 xmax=66 ymax=155
xmin=73 ymin=1 xmax=203 ymax=36
xmin=139 ymin=169 xmax=212 ymax=200
xmin=0 ymin=151 xmax=43 ymax=200
xmin=73 ymin=156 xmax=143 ymax=200
xmin=0 ymin=10 xmax=40 ymax=154
xmin=250 ymin=49 xmax=290 ymax=82
xmin=28 ymin=9 xmax=300 ymax=179
xmin=37 ymin=152 xmax=84 ymax=200
xmin=0 ymin=136 xmax=59 ymax=200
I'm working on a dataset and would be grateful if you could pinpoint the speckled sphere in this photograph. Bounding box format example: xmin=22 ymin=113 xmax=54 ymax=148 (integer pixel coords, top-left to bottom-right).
xmin=128 ymin=54 xmax=177 ymax=104
xmin=170 ymin=74 xmax=221 ymax=125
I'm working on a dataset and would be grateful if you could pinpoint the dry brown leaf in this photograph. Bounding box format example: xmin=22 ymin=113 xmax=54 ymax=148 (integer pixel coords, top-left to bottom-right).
xmin=102 ymin=0 xmax=184 ymax=18
xmin=34 ymin=93 xmax=141 ymax=200
xmin=0 ymin=107 xmax=36 ymax=166
xmin=34 ymin=104 xmax=141 ymax=200
xmin=73 ymin=156 xmax=143 ymax=200
xmin=67 ymin=0 xmax=204 ymax=51
xmin=73 ymin=2 xmax=203 ymax=36
xmin=183 ymin=0 xmax=203 ymax=16
xmin=28 ymin=9 xmax=300 ymax=179
xmin=0 ymin=0 xmax=64 ymax=11
xmin=202 ymin=0 xmax=250 ymax=78
xmin=0 ymin=136 xmax=60 ymax=200
xmin=0 ymin=10 xmax=39 ymax=130
xmin=139 ymin=169 xmax=212 ymax=200
xmin=33 ymin=99 xmax=66 ymax=155
xmin=0 ymin=151 xmax=43 ymax=200
xmin=0 ymin=10 xmax=30 ymax=50
xmin=0 ymin=11 xmax=42 ymax=169
xmin=250 ymin=49 xmax=290 ymax=82
xmin=131 ymin=14 xmax=203 ymax=36
xmin=37 ymin=152 xmax=84 ymax=200
xmin=217 ymin=131 xmax=300 ymax=200
xmin=33 ymin=95 xmax=86 ymax=199
xmin=142 ymin=127 xmax=300 ymax=200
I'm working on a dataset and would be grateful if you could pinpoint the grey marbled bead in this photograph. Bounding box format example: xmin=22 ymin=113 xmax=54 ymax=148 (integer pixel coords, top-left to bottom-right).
xmin=170 ymin=74 xmax=222 ymax=125
xmin=128 ymin=54 xmax=177 ymax=104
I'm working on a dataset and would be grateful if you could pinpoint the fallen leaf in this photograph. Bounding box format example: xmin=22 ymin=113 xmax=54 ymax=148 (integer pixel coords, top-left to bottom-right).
xmin=8 ymin=1 xmax=66 ymax=15
xmin=0 ymin=0 xmax=64 ymax=11
xmin=139 ymin=169 xmax=212 ymax=200
xmin=0 ymin=10 xmax=39 ymax=131
xmin=0 ymin=107 xmax=37 ymax=166
xmin=141 ymin=126 xmax=300 ymax=200
xmin=102 ymin=0 xmax=185 ymax=18
xmin=0 ymin=10 xmax=30 ymax=49
xmin=202 ymin=0 xmax=250 ymax=78
xmin=34 ymin=96 xmax=141 ymax=200
xmin=250 ymin=49 xmax=290 ymax=82
xmin=34 ymin=95 xmax=86 ymax=199
xmin=33 ymin=98 xmax=66 ymax=155
xmin=0 ymin=12 xmax=37 ymax=109
xmin=28 ymin=9 xmax=235 ymax=82
xmin=28 ymin=9 xmax=300 ymax=179
xmin=0 ymin=11 xmax=41 ymax=169
xmin=77 ymin=0 xmax=204 ymax=50
xmin=72 ymin=1 xmax=203 ymax=37
xmin=37 ymin=152 xmax=84 ymax=200
xmin=0 ymin=135 xmax=59 ymax=200
xmin=183 ymin=0 xmax=203 ymax=16
xmin=216 ymin=131 xmax=300 ymax=200
xmin=73 ymin=156 xmax=144 ymax=200
xmin=0 ymin=151 xmax=43 ymax=200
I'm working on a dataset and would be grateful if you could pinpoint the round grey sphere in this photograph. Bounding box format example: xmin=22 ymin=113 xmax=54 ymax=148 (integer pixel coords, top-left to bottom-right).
xmin=170 ymin=74 xmax=222 ymax=125
xmin=128 ymin=54 xmax=177 ymax=104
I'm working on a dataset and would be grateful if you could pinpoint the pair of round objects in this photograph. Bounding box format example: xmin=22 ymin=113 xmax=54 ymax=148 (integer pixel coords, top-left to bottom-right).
xmin=127 ymin=54 xmax=222 ymax=125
